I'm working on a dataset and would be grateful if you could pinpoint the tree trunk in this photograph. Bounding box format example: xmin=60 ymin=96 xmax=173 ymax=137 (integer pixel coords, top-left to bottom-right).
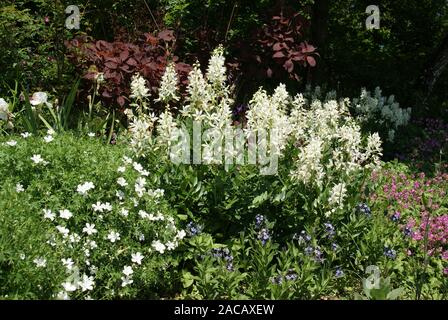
xmin=309 ymin=0 xmax=329 ymax=85
xmin=420 ymin=31 xmax=448 ymax=106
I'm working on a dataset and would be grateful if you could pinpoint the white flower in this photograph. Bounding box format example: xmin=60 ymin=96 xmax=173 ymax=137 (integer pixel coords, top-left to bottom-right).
xmin=107 ymin=231 xmax=120 ymax=243
xmin=43 ymin=209 xmax=55 ymax=221
xmin=16 ymin=183 xmax=24 ymax=193
xmin=138 ymin=210 xmax=149 ymax=219
xmin=206 ymin=46 xmax=227 ymax=89
xmin=120 ymin=208 xmax=129 ymax=217
xmin=157 ymin=62 xmax=179 ymax=103
xmin=92 ymin=202 xmax=112 ymax=212
xmin=31 ymin=154 xmax=47 ymax=165
xmin=47 ymin=235 xmax=57 ymax=247
xmin=132 ymin=162 xmax=144 ymax=173
xmin=123 ymin=265 xmax=134 ymax=277
xmin=117 ymin=177 xmax=128 ymax=187
xmin=82 ymin=223 xmax=97 ymax=236
xmin=92 ymin=201 xmax=103 ymax=212
xmin=33 ymin=257 xmax=47 ymax=268
xmin=44 ymin=135 xmax=54 ymax=143
xmin=130 ymin=73 xmax=150 ymax=100
xmin=88 ymin=132 xmax=95 ymax=137
xmin=90 ymin=265 xmax=98 ymax=274
xmin=21 ymin=132 xmax=32 ymax=138
xmin=56 ymin=291 xmax=70 ymax=300
xmin=61 ymin=258 xmax=75 ymax=271
xmin=117 ymin=166 xmax=126 ymax=173
xmin=62 ymin=281 xmax=77 ymax=292
xmin=56 ymin=225 xmax=70 ymax=237
xmin=176 ymin=230 xmax=186 ymax=240
xmin=30 ymin=92 xmax=51 ymax=107
xmin=166 ymin=241 xmax=176 ymax=251
xmin=135 ymin=183 xmax=145 ymax=198
xmin=5 ymin=140 xmax=17 ymax=147
xmin=138 ymin=233 xmax=145 ymax=241
xmin=131 ymin=252 xmax=144 ymax=265
xmin=328 ymin=183 xmax=347 ymax=209
xmin=69 ymin=233 xmax=81 ymax=243
xmin=152 ymin=240 xmax=166 ymax=254
xmin=102 ymin=202 xmax=112 ymax=212
xmin=148 ymin=189 xmax=165 ymax=198
xmin=0 ymin=98 xmax=9 ymax=120
xmin=121 ymin=276 xmax=133 ymax=287
xmin=59 ymin=209 xmax=73 ymax=220
xmin=87 ymin=240 xmax=98 ymax=250
xmin=77 ymin=181 xmax=95 ymax=196
xmin=148 ymin=212 xmax=165 ymax=221
xmin=116 ymin=190 xmax=125 ymax=200
xmin=79 ymin=274 xmax=95 ymax=292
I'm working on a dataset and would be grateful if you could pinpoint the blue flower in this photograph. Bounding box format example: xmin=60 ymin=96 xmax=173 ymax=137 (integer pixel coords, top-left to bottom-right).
xmin=357 ymin=203 xmax=372 ymax=217
xmin=335 ymin=267 xmax=344 ymax=278
xmin=390 ymin=212 xmax=400 ymax=222
xmin=304 ymin=246 xmax=314 ymax=255
xmin=331 ymin=243 xmax=339 ymax=251
xmin=294 ymin=230 xmax=311 ymax=244
xmin=384 ymin=246 xmax=396 ymax=260
xmin=258 ymin=228 xmax=271 ymax=246
xmin=285 ymin=269 xmax=298 ymax=281
xmin=324 ymin=222 xmax=335 ymax=237
xmin=314 ymin=248 xmax=324 ymax=263
xmin=224 ymin=254 xmax=233 ymax=262
xmin=271 ymin=275 xmax=283 ymax=285
xmin=254 ymin=214 xmax=266 ymax=229
xmin=226 ymin=262 xmax=234 ymax=272
xmin=403 ymin=226 xmax=413 ymax=237
xmin=186 ymin=221 xmax=203 ymax=236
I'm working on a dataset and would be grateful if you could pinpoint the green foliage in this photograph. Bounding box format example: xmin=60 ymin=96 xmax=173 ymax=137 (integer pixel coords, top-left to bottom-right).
xmin=0 ymin=1 xmax=75 ymax=93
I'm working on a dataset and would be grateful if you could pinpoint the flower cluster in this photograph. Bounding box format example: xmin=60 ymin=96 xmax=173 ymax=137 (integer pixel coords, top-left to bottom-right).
xmin=288 ymin=93 xmax=383 ymax=216
xmin=211 ymin=247 xmax=234 ymax=271
xmin=157 ymin=62 xmax=179 ymax=104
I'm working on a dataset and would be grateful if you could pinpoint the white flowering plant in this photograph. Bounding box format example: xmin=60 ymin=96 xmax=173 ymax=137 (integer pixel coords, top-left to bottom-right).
xmin=121 ymin=46 xmax=384 ymax=239
xmin=0 ymin=133 xmax=186 ymax=299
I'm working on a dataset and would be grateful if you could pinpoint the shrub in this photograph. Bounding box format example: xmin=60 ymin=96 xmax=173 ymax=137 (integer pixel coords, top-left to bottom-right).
xmin=66 ymin=31 xmax=192 ymax=110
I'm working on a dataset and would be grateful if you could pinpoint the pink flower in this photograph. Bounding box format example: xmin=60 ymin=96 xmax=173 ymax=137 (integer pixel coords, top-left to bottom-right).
xmin=442 ymin=251 xmax=448 ymax=261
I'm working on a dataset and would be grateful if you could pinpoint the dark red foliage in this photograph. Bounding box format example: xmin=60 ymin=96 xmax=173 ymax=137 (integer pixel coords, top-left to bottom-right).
xmin=256 ymin=12 xmax=318 ymax=82
xmin=66 ymin=30 xmax=192 ymax=110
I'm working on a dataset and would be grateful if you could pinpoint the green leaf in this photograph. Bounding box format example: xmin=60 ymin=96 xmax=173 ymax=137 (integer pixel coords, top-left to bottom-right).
xmin=386 ymin=288 xmax=404 ymax=300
